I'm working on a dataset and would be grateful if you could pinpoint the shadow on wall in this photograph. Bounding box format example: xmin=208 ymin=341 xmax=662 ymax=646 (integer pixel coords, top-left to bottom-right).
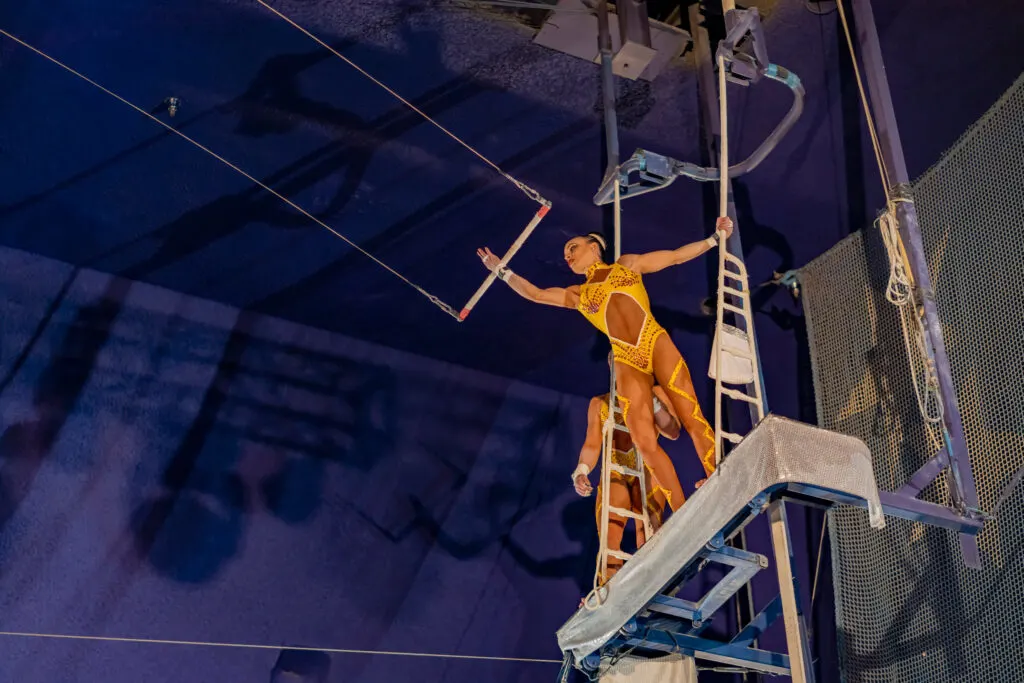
xmin=0 ymin=4 xmax=482 ymax=280
xmin=1 ymin=263 xmax=582 ymax=593
xmin=271 ymin=649 xmax=331 ymax=683
xmin=117 ymin=23 xmax=455 ymax=283
xmin=0 ymin=276 xmax=130 ymax=543
xmin=412 ymin=492 xmax=598 ymax=596
xmin=124 ymin=308 xmax=408 ymax=583
xmin=833 ymin=517 xmax=1024 ymax=680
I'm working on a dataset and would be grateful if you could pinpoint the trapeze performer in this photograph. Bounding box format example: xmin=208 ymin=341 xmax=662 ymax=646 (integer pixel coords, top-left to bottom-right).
xmin=573 ymin=376 xmax=681 ymax=583
xmin=476 ymin=216 xmax=733 ymax=510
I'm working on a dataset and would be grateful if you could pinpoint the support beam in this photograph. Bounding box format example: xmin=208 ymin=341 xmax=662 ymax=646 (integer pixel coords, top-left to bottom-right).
xmin=617 ymin=0 xmax=653 ymax=49
xmin=783 ymin=483 xmax=984 ymax=533
xmin=731 ymin=595 xmax=784 ymax=648
xmin=847 ymin=0 xmax=982 ymax=569
xmin=768 ymin=501 xmax=816 ymax=683
xmin=596 ymin=0 xmax=621 ymax=258
xmin=614 ymin=0 xmax=657 ymax=79
xmin=895 ymin=450 xmax=950 ymax=497
xmin=619 ymin=630 xmax=791 ymax=676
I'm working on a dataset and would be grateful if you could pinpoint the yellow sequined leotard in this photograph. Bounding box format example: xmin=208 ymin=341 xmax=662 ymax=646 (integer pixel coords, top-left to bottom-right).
xmin=577 ymin=261 xmax=667 ymax=375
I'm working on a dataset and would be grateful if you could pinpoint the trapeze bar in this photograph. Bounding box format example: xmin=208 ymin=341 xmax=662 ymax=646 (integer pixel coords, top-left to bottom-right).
xmin=459 ymin=201 xmax=551 ymax=320
xmin=557 ymin=415 xmax=884 ymax=667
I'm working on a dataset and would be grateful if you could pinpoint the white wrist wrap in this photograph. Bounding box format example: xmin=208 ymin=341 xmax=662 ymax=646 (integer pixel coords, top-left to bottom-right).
xmin=571 ymin=463 xmax=591 ymax=482
xmin=496 ymin=265 xmax=514 ymax=282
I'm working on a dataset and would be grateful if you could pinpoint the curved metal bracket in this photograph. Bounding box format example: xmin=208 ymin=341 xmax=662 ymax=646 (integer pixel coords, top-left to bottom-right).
xmin=719 ymin=7 xmax=770 ymax=87
xmin=593 ymin=6 xmax=805 ymax=206
xmin=593 ymin=63 xmax=804 ymax=205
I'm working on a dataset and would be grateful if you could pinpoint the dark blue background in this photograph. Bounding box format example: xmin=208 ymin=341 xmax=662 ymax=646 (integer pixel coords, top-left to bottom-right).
xmin=0 ymin=0 xmax=1021 ymax=680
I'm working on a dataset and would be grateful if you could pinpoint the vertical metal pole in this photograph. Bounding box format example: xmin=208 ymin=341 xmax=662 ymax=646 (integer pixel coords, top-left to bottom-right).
xmin=596 ymin=0 xmax=633 ymax=586
xmin=597 ymin=0 xmax=622 ymax=260
xmin=848 ymin=0 xmax=982 ymax=568
xmin=769 ymin=500 xmax=816 ymax=683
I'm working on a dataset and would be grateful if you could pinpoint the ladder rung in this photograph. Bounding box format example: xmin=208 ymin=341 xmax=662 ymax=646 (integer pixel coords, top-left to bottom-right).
xmin=612 ymin=423 xmax=630 ymax=433
xmin=722 ymin=269 xmax=746 ymax=283
xmin=722 ymin=387 xmax=760 ymax=404
xmin=723 ymin=286 xmax=746 ymax=297
xmin=723 ymin=252 xmax=748 ymax=269
xmin=722 ymin=302 xmax=745 ymax=315
xmin=721 ymin=431 xmax=744 ymax=444
xmin=719 ymin=345 xmax=755 ymax=361
xmin=607 ymin=549 xmax=632 ymax=561
xmin=608 ymin=506 xmax=645 ymax=521
xmin=609 ymin=463 xmax=642 ymax=477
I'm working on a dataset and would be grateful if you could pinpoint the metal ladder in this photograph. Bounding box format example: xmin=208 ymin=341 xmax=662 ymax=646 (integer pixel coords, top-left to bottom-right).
xmin=709 ymin=43 xmax=766 ymax=464
xmin=711 ymin=245 xmax=766 ymax=464
xmin=596 ymin=398 xmax=655 ymax=585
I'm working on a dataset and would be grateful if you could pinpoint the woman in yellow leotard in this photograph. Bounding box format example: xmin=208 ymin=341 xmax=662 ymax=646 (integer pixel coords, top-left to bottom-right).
xmin=476 ymin=216 xmax=732 ymax=510
xmin=573 ymin=380 xmax=678 ymax=583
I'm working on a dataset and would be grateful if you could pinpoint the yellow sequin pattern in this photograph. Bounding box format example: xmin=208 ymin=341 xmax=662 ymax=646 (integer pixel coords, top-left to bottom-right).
xmin=577 ymin=262 xmax=667 ymax=374
xmin=668 ymin=359 xmax=718 ymax=475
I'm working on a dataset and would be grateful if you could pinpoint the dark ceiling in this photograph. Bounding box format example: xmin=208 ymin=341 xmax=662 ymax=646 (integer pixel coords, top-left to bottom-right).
xmin=1 ymin=0 xmax=1022 ymax=398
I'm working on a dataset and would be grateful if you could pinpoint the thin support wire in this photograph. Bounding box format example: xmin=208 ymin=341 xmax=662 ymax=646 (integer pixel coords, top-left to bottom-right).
xmin=450 ymin=0 xmax=594 ymax=13
xmin=0 ymin=27 xmax=465 ymax=320
xmin=810 ymin=511 xmax=828 ymax=607
xmin=252 ymin=0 xmax=545 ymax=205
xmin=0 ymin=630 xmax=561 ymax=663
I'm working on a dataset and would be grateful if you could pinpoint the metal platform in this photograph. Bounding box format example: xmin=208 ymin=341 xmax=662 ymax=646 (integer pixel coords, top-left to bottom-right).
xmin=557 ymin=415 xmax=884 ymax=664
xmin=555 ymin=414 xmax=984 ymax=678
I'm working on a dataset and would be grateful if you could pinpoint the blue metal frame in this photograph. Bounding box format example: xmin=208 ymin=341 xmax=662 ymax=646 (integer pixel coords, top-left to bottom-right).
xmin=560 ymin=477 xmax=984 ymax=680
xmin=731 ymin=594 xmax=783 ymax=648
xmin=783 ymin=483 xmax=984 ymax=534
xmin=849 ymin=0 xmax=984 ymax=570
xmin=647 ymin=545 xmax=767 ymax=627
xmin=585 ymin=621 xmax=792 ymax=677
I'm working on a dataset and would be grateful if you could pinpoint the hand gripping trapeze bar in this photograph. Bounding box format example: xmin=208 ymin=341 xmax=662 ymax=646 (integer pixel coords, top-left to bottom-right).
xmin=458 ymin=199 xmax=552 ymax=320
xmin=592 ymin=8 xmax=805 ymax=206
